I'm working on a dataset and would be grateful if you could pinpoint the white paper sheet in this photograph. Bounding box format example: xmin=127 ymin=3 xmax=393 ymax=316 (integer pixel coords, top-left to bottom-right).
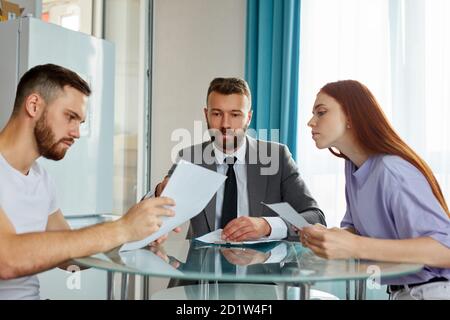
xmin=262 ymin=202 xmax=312 ymax=229
xmin=120 ymin=160 xmax=226 ymax=252
xmin=195 ymin=229 xmax=277 ymax=245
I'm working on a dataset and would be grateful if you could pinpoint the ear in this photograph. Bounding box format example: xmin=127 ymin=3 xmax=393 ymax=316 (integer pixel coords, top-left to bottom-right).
xmin=203 ymin=107 xmax=208 ymax=121
xmin=24 ymin=94 xmax=44 ymax=119
xmin=246 ymin=109 xmax=253 ymax=126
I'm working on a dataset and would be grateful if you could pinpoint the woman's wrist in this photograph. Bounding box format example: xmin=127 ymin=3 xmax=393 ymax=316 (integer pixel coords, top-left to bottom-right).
xmin=352 ymin=234 xmax=365 ymax=259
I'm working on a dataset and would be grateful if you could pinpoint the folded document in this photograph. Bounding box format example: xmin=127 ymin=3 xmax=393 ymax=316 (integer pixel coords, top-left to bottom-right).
xmin=262 ymin=202 xmax=311 ymax=229
xmin=120 ymin=160 xmax=226 ymax=252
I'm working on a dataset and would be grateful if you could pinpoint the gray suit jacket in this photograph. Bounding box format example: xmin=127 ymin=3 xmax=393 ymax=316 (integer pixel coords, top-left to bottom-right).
xmin=167 ymin=136 xmax=326 ymax=240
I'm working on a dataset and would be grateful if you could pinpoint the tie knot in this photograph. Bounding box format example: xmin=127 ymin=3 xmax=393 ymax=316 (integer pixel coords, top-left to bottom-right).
xmin=225 ymin=157 xmax=237 ymax=166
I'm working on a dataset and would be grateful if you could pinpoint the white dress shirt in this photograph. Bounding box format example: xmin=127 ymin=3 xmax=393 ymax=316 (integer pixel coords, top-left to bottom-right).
xmin=213 ymin=140 xmax=288 ymax=239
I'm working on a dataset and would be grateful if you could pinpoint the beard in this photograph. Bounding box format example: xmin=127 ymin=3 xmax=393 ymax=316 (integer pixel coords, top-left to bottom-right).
xmin=207 ymin=122 xmax=248 ymax=153
xmin=34 ymin=111 xmax=73 ymax=161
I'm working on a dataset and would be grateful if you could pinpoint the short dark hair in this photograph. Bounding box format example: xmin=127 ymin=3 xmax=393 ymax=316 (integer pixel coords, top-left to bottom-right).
xmin=12 ymin=64 xmax=91 ymax=115
xmin=206 ymin=77 xmax=251 ymax=106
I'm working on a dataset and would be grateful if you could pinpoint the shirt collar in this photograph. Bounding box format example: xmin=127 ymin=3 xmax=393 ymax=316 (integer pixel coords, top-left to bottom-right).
xmin=352 ymin=155 xmax=375 ymax=184
xmin=212 ymin=138 xmax=247 ymax=165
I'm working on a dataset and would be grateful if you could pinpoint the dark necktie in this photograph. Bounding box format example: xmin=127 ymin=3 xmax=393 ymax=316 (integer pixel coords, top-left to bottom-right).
xmin=220 ymin=157 xmax=238 ymax=229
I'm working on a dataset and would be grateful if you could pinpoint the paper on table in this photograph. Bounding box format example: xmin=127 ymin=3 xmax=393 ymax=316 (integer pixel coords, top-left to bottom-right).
xmin=262 ymin=202 xmax=312 ymax=229
xmin=120 ymin=160 xmax=226 ymax=252
xmin=196 ymin=229 xmax=278 ymax=245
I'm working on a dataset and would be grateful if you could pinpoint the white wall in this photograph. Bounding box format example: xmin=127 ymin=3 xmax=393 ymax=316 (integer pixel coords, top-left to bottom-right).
xmin=148 ymin=0 xmax=246 ymax=298
xmin=151 ymin=0 xmax=246 ymax=190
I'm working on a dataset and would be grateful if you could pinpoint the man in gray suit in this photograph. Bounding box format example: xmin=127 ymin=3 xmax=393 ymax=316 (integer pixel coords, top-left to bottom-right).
xmin=155 ymin=77 xmax=325 ymax=242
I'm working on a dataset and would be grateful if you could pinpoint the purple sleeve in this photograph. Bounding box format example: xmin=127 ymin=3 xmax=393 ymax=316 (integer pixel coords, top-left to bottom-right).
xmin=390 ymin=176 xmax=450 ymax=248
xmin=340 ymin=209 xmax=354 ymax=229
xmin=340 ymin=187 xmax=354 ymax=229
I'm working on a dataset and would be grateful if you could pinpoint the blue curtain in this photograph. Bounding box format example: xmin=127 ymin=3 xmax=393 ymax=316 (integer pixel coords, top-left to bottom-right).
xmin=245 ymin=0 xmax=301 ymax=159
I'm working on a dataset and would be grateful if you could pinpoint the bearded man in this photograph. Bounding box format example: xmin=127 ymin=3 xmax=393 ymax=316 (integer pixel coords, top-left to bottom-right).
xmin=155 ymin=77 xmax=325 ymax=242
xmin=0 ymin=64 xmax=174 ymax=299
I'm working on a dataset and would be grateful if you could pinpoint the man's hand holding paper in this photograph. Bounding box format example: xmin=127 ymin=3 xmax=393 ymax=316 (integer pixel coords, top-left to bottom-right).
xmin=120 ymin=160 xmax=226 ymax=252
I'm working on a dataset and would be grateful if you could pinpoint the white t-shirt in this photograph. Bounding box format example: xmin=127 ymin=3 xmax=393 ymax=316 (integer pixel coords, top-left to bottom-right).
xmin=0 ymin=154 xmax=58 ymax=300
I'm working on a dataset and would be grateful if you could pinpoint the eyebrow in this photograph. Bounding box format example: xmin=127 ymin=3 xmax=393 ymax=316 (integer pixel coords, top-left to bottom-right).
xmin=209 ymin=108 xmax=244 ymax=113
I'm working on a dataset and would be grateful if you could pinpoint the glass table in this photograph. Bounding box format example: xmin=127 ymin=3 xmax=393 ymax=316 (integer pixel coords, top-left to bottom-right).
xmin=74 ymin=239 xmax=423 ymax=300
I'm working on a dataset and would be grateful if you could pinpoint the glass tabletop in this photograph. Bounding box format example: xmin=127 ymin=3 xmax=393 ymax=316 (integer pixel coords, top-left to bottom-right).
xmin=74 ymin=240 xmax=423 ymax=284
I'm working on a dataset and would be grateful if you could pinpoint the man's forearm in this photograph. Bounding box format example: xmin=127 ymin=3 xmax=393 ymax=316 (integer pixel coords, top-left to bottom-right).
xmin=0 ymin=220 xmax=125 ymax=280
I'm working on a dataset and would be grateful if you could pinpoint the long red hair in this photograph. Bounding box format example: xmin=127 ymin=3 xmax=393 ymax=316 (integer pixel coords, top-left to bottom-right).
xmin=320 ymin=80 xmax=449 ymax=217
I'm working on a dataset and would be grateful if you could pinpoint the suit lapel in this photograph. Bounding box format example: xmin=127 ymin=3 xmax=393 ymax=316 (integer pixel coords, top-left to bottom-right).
xmin=202 ymin=141 xmax=217 ymax=232
xmin=246 ymin=136 xmax=267 ymax=217
xmin=204 ymin=192 xmax=216 ymax=232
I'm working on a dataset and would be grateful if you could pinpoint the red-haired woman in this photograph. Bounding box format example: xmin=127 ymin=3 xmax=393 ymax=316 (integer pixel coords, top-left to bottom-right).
xmin=303 ymin=80 xmax=450 ymax=300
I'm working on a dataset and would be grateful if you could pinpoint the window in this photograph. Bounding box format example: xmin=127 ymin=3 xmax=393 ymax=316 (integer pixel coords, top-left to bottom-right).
xmin=298 ymin=0 xmax=450 ymax=226
xmin=41 ymin=0 xmax=92 ymax=34
xmin=104 ymin=0 xmax=150 ymax=215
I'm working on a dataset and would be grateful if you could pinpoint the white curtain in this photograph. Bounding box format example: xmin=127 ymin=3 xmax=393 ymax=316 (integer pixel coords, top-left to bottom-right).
xmin=298 ymin=0 xmax=450 ymax=227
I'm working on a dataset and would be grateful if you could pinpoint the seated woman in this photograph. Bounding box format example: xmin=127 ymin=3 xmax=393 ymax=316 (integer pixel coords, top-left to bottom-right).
xmin=302 ymin=80 xmax=450 ymax=300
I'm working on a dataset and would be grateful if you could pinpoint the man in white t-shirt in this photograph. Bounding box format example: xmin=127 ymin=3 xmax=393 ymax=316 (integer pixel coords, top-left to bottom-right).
xmin=0 ymin=64 xmax=175 ymax=300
